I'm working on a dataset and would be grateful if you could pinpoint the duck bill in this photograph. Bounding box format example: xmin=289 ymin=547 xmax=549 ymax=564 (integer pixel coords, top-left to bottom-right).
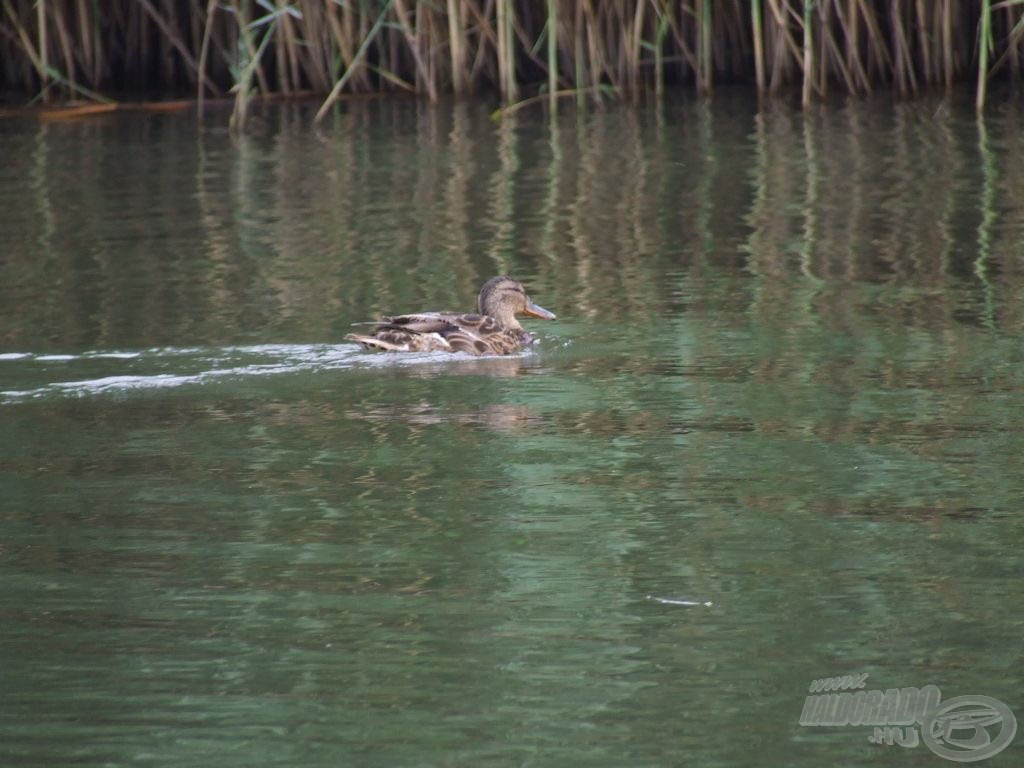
xmin=523 ymin=300 xmax=557 ymax=321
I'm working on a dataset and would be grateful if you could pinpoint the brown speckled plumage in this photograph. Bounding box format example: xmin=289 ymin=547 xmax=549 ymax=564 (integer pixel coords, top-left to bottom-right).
xmin=346 ymin=277 xmax=556 ymax=356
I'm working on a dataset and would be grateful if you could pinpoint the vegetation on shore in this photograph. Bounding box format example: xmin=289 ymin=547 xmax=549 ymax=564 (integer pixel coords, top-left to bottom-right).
xmin=3 ymin=1 xmax=1024 ymax=124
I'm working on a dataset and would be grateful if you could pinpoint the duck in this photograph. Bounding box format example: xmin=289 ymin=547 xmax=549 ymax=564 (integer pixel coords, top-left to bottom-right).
xmin=346 ymin=276 xmax=556 ymax=355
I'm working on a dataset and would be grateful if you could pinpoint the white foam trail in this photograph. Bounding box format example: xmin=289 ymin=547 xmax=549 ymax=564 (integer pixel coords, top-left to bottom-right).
xmin=1 ymin=343 xmax=535 ymax=402
xmin=1 ymin=344 xmax=356 ymax=402
xmin=83 ymin=351 xmax=142 ymax=360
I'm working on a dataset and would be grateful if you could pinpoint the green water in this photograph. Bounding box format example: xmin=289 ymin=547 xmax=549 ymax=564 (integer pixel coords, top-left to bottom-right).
xmin=1 ymin=94 xmax=1022 ymax=767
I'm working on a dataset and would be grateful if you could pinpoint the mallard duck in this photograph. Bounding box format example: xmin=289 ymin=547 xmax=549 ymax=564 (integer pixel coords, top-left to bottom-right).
xmin=346 ymin=276 xmax=556 ymax=355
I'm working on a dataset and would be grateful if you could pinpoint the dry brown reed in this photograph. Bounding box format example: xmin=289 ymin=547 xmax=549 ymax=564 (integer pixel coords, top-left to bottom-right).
xmin=1 ymin=0 xmax=1022 ymax=117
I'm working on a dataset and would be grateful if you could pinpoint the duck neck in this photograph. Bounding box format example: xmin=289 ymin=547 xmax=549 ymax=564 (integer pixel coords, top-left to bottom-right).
xmin=481 ymin=303 xmax=520 ymax=329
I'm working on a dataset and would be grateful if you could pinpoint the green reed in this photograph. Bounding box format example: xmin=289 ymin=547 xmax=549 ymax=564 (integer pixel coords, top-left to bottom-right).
xmin=2 ymin=0 xmax=1023 ymax=119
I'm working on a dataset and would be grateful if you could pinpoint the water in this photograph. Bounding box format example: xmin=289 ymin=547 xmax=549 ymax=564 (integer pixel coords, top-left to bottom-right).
xmin=2 ymin=93 xmax=1023 ymax=767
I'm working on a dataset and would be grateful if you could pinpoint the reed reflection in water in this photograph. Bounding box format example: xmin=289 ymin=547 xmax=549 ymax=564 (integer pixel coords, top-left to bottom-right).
xmin=3 ymin=95 xmax=1023 ymax=349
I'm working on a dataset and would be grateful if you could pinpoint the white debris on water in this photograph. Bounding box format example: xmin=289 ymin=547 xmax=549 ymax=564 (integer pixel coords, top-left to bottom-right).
xmin=645 ymin=595 xmax=714 ymax=607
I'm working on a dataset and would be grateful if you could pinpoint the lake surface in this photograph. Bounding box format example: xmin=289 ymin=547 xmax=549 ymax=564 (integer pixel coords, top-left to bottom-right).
xmin=2 ymin=92 xmax=1023 ymax=767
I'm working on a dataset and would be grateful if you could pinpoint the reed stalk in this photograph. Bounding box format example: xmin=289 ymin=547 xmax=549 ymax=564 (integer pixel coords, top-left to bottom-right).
xmin=37 ymin=0 xmax=49 ymax=101
xmin=547 ymin=0 xmax=558 ymax=108
xmin=447 ymin=0 xmax=467 ymax=95
xmin=393 ymin=0 xmax=437 ymax=101
xmin=496 ymin=0 xmax=519 ymax=102
xmin=802 ymin=0 xmax=815 ymax=108
xmin=229 ymin=0 xmax=285 ymax=131
xmin=137 ymin=0 xmax=219 ymax=95
xmin=977 ymin=0 xmax=992 ymax=110
xmin=943 ymin=0 xmax=954 ymax=89
xmin=752 ymin=0 xmax=765 ymax=93
xmin=698 ymin=0 xmax=713 ymax=94
xmin=625 ymin=4 xmax=640 ymax=87
xmin=314 ymin=0 xmax=394 ymax=123
xmin=3 ymin=0 xmax=44 ymax=85
xmin=196 ymin=0 xmax=217 ymax=111
xmin=652 ymin=0 xmax=670 ymax=97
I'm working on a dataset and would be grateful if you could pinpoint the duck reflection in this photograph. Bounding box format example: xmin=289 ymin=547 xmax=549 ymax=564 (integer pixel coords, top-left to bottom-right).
xmin=346 ymin=401 xmax=541 ymax=434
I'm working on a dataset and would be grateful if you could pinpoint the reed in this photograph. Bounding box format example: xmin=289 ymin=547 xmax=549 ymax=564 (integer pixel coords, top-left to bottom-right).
xmin=801 ymin=0 xmax=814 ymax=108
xmin=2 ymin=0 xmax=1023 ymax=116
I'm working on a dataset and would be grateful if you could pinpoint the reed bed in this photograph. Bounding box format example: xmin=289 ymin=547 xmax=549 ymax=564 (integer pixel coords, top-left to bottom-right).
xmin=3 ymin=0 xmax=1024 ymax=121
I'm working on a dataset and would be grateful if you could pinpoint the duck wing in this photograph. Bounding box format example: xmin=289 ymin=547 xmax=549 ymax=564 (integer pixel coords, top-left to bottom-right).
xmin=345 ymin=312 xmax=462 ymax=352
xmin=379 ymin=313 xmax=465 ymax=334
xmin=348 ymin=312 xmax=530 ymax=355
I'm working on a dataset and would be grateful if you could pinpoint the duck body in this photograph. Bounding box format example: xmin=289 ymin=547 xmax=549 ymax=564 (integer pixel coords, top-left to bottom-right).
xmin=346 ymin=277 xmax=556 ymax=356
xmin=347 ymin=311 xmax=534 ymax=355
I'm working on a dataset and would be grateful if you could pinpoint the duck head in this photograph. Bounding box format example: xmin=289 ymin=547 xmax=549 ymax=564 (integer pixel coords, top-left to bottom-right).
xmin=478 ymin=276 xmax=557 ymax=329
